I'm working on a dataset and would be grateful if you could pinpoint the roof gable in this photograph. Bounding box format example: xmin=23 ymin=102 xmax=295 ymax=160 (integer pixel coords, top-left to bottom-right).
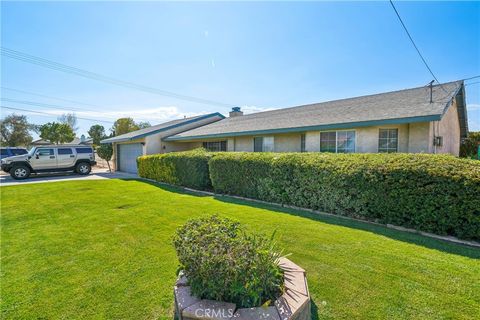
xmin=101 ymin=112 xmax=224 ymax=144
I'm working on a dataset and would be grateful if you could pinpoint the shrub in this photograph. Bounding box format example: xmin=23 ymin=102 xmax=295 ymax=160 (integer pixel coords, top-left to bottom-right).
xmin=209 ymin=153 xmax=480 ymax=241
xmin=137 ymin=149 xmax=213 ymax=190
xmin=173 ymin=215 xmax=284 ymax=308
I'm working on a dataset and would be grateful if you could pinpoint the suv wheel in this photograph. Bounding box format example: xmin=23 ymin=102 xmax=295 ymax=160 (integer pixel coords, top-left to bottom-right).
xmin=10 ymin=164 xmax=31 ymax=180
xmin=76 ymin=162 xmax=91 ymax=175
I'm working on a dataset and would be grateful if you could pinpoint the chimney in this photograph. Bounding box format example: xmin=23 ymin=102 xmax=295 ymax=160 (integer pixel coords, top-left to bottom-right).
xmin=229 ymin=107 xmax=243 ymax=117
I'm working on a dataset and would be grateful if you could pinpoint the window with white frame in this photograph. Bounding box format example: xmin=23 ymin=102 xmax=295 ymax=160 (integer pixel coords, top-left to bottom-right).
xmin=378 ymin=129 xmax=398 ymax=153
xmin=253 ymin=136 xmax=274 ymax=152
xmin=202 ymin=141 xmax=227 ymax=152
xmin=320 ymin=131 xmax=355 ymax=153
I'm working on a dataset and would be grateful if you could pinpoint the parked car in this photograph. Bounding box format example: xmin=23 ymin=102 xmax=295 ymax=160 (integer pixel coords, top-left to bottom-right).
xmin=1 ymin=145 xmax=96 ymax=180
xmin=0 ymin=147 xmax=28 ymax=160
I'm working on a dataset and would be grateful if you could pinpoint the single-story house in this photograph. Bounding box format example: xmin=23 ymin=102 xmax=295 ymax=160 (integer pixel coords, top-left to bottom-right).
xmin=165 ymin=80 xmax=467 ymax=155
xmin=100 ymin=113 xmax=224 ymax=173
xmin=102 ymin=80 xmax=468 ymax=173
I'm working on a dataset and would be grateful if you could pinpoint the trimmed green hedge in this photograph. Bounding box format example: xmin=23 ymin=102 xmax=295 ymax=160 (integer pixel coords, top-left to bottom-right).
xmin=209 ymin=153 xmax=480 ymax=241
xmin=137 ymin=149 xmax=213 ymax=190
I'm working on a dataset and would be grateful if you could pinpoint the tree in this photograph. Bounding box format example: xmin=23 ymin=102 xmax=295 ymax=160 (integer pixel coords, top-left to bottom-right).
xmin=88 ymin=124 xmax=106 ymax=146
xmin=39 ymin=122 xmax=75 ymax=145
xmin=58 ymin=113 xmax=79 ymax=132
xmin=97 ymin=143 xmax=113 ymax=172
xmin=460 ymin=131 xmax=480 ymax=159
xmin=111 ymin=118 xmax=151 ymax=136
xmin=137 ymin=121 xmax=151 ymax=129
xmin=0 ymin=114 xmax=35 ymax=147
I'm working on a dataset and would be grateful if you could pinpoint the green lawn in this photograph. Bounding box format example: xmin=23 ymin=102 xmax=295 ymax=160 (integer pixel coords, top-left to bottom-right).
xmin=1 ymin=179 xmax=479 ymax=319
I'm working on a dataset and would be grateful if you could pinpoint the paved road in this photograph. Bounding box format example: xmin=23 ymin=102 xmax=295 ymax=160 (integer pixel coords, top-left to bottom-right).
xmin=0 ymin=168 xmax=137 ymax=187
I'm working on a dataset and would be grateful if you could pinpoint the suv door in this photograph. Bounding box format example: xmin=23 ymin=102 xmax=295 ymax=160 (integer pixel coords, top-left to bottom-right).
xmin=57 ymin=147 xmax=76 ymax=168
xmin=30 ymin=148 xmax=57 ymax=170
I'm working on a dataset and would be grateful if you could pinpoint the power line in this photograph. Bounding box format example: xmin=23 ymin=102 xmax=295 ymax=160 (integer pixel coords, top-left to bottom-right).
xmin=389 ymin=0 xmax=447 ymax=93
xmin=1 ymin=47 xmax=236 ymax=108
xmin=465 ymin=81 xmax=480 ymax=87
xmin=463 ymin=75 xmax=480 ymax=81
xmin=0 ymin=96 xmax=153 ymax=124
xmin=1 ymin=86 xmax=105 ymax=109
xmin=2 ymin=97 xmax=105 ymax=115
xmin=1 ymin=105 xmax=114 ymax=124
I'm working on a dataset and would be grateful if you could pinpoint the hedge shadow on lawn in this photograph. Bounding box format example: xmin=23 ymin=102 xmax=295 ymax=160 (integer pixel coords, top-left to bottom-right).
xmin=131 ymin=179 xmax=480 ymax=259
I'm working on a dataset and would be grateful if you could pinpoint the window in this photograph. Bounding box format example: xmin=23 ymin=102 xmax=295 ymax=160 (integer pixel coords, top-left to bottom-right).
xmin=378 ymin=129 xmax=398 ymax=153
xmin=320 ymin=131 xmax=355 ymax=153
xmin=320 ymin=132 xmax=336 ymax=153
xmin=37 ymin=148 xmax=54 ymax=156
xmin=253 ymin=136 xmax=274 ymax=152
xmin=202 ymin=141 xmax=227 ymax=152
xmin=11 ymin=149 xmax=27 ymax=155
xmin=300 ymin=134 xmax=306 ymax=152
xmin=0 ymin=149 xmax=8 ymax=156
xmin=76 ymin=147 xmax=93 ymax=154
xmin=58 ymin=148 xmax=73 ymax=155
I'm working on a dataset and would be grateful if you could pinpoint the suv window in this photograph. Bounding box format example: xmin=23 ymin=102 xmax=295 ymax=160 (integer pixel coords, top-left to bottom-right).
xmin=37 ymin=148 xmax=54 ymax=156
xmin=11 ymin=149 xmax=27 ymax=155
xmin=76 ymin=147 xmax=93 ymax=154
xmin=0 ymin=149 xmax=8 ymax=156
xmin=58 ymin=148 xmax=73 ymax=155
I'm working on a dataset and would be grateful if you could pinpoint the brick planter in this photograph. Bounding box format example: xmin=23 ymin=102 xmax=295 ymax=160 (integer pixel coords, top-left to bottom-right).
xmin=174 ymin=257 xmax=311 ymax=320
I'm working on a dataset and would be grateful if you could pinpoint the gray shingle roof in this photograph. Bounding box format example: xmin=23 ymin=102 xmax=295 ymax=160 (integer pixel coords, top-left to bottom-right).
xmin=166 ymin=81 xmax=465 ymax=141
xmin=101 ymin=113 xmax=224 ymax=143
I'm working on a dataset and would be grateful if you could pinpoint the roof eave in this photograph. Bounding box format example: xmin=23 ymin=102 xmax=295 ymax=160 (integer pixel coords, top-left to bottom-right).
xmin=100 ymin=112 xmax=225 ymax=144
xmin=164 ymin=114 xmax=441 ymax=141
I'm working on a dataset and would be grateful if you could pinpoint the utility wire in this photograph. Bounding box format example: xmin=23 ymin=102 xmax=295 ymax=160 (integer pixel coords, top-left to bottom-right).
xmin=465 ymin=81 xmax=480 ymax=87
xmin=0 ymin=95 xmax=153 ymax=123
xmin=1 ymin=105 xmax=114 ymax=124
xmin=1 ymin=47 xmax=236 ymax=108
xmin=463 ymin=75 xmax=480 ymax=81
xmin=2 ymin=97 xmax=107 ymax=115
xmin=389 ymin=0 xmax=448 ymax=93
xmin=1 ymin=86 xmax=106 ymax=109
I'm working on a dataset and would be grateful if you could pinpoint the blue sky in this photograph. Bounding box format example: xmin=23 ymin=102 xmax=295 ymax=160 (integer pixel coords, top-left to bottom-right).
xmin=1 ymin=1 xmax=479 ymax=138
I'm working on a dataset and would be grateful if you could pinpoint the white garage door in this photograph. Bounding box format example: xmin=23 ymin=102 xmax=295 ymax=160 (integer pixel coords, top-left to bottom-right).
xmin=117 ymin=143 xmax=143 ymax=173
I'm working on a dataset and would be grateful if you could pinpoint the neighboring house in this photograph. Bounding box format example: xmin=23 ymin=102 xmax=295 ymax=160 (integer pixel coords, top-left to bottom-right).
xmin=100 ymin=113 xmax=224 ymax=173
xmin=165 ymin=81 xmax=467 ymax=156
xmin=32 ymin=135 xmax=93 ymax=146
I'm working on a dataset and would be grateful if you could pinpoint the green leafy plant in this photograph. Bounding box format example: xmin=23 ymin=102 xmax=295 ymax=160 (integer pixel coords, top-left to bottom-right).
xmin=97 ymin=143 xmax=113 ymax=172
xmin=209 ymin=153 xmax=480 ymax=241
xmin=137 ymin=148 xmax=213 ymax=190
xmin=173 ymin=215 xmax=284 ymax=308
xmin=39 ymin=122 xmax=75 ymax=145
xmin=460 ymin=131 xmax=480 ymax=159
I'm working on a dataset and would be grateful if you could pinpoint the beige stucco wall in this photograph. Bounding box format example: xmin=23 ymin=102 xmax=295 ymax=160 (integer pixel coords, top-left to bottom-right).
xmin=274 ymin=133 xmax=302 ymax=152
xmin=433 ymin=99 xmax=461 ymax=156
xmin=407 ymin=122 xmax=431 ymax=153
xmin=233 ymin=136 xmax=254 ymax=152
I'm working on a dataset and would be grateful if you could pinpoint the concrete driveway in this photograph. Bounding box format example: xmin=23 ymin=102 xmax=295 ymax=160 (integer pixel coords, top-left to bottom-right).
xmin=0 ymin=168 xmax=137 ymax=186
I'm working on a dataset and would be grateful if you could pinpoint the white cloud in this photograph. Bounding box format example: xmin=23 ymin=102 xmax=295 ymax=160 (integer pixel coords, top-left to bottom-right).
xmin=467 ymin=104 xmax=480 ymax=111
xmin=16 ymin=106 xmax=206 ymax=124
xmin=240 ymin=105 xmax=278 ymax=114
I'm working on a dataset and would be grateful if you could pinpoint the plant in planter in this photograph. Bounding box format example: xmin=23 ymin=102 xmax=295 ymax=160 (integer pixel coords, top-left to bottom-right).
xmin=173 ymin=215 xmax=284 ymax=308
